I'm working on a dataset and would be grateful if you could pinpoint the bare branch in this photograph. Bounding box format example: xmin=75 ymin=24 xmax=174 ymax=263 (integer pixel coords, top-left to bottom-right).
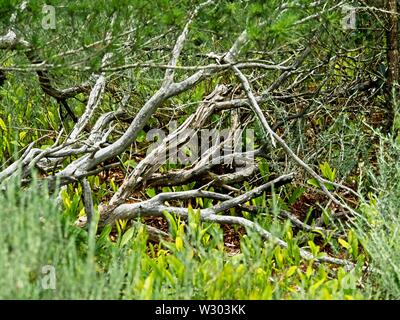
xmin=98 ymin=173 xmax=353 ymax=269
xmin=81 ymin=178 xmax=95 ymax=228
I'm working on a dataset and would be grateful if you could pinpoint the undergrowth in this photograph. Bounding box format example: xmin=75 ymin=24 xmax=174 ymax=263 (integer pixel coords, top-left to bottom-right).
xmin=0 ymin=178 xmax=367 ymax=299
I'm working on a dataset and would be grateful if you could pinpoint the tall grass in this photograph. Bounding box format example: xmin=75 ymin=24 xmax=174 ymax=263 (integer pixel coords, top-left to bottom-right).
xmin=356 ymin=136 xmax=400 ymax=299
xmin=0 ymin=178 xmax=367 ymax=299
xmin=0 ymin=178 xmax=137 ymax=299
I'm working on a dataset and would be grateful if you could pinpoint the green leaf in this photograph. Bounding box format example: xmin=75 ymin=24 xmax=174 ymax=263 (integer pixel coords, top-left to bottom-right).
xmin=136 ymin=129 xmax=146 ymax=143
xmin=349 ymin=230 xmax=359 ymax=259
xmin=274 ymin=247 xmax=284 ymax=268
xmin=163 ymin=211 xmax=178 ymax=238
xmin=19 ymin=131 xmax=27 ymax=140
xmin=124 ymin=159 xmax=137 ymax=169
xmin=258 ymin=159 xmax=270 ymax=182
xmin=120 ymin=227 xmax=135 ymax=247
xmin=286 ymin=266 xmax=297 ymax=277
xmin=146 ymin=188 xmax=156 ymax=198
xmin=175 ymin=236 xmax=183 ymax=251
xmin=0 ymin=117 xmax=6 ymax=131
xmin=319 ymin=162 xmax=336 ymax=182
xmin=338 ymin=238 xmax=350 ymax=249
xmin=307 ymin=178 xmax=320 ymax=188
xmin=307 ymin=178 xmax=335 ymax=191
xmin=288 ymin=187 xmax=305 ymax=205
xmin=110 ymin=179 xmax=118 ymax=192
xmin=308 ymin=240 xmax=320 ymax=256
xmin=322 ymin=209 xmax=331 ymax=226
xmin=98 ymin=224 xmax=112 ymax=242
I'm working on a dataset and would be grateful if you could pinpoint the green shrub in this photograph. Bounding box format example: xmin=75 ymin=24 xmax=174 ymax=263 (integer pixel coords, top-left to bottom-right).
xmin=357 ymin=136 xmax=400 ymax=299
